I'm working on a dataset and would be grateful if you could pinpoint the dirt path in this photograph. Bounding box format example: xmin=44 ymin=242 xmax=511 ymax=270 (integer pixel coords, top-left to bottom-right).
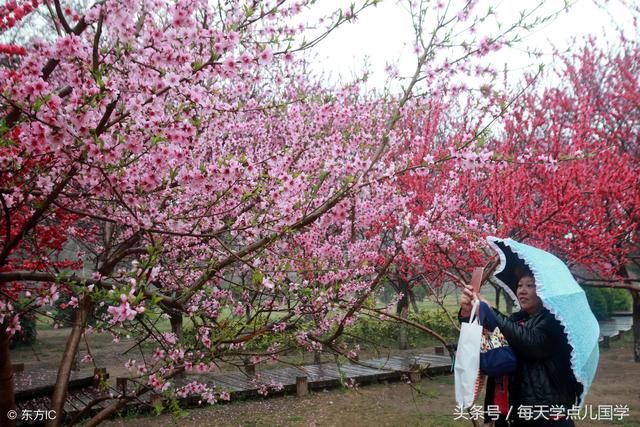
xmin=99 ymin=335 xmax=640 ymax=427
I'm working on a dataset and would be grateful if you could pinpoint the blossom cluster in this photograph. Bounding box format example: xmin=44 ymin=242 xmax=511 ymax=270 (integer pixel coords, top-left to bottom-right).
xmin=0 ymin=43 xmax=27 ymax=56
xmin=0 ymin=0 xmax=38 ymax=31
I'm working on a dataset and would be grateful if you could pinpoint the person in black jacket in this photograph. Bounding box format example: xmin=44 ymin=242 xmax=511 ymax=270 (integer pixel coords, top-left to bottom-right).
xmin=460 ymin=268 xmax=582 ymax=426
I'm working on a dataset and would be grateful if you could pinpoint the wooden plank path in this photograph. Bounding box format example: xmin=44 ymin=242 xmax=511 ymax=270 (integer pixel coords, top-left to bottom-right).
xmin=13 ymin=351 xmax=452 ymax=422
xmin=14 ymin=367 xmax=114 ymax=423
xmin=14 ymin=368 xmax=96 ymax=400
xmin=169 ymin=352 xmax=452 ymax=400
xmin=598 ymin=313 xmax=633 ymax=346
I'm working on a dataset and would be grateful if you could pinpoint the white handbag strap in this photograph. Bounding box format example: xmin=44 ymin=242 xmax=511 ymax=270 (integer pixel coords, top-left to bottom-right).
xmin=468 ymin=298 xmax=480 ymax=324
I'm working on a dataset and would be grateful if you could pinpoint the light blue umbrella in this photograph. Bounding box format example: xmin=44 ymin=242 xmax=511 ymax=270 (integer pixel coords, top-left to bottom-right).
xmin=487 ymin=236 xmax=599 ymax=407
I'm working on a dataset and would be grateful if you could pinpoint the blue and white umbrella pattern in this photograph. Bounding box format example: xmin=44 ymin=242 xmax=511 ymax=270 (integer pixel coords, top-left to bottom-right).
xmin=487 ymin=236 xmax=600 ymax=407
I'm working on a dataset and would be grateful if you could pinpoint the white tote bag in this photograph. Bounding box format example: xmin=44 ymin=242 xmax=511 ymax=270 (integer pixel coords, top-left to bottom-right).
xmin=454 ymin=299 xmax=482 ymax=409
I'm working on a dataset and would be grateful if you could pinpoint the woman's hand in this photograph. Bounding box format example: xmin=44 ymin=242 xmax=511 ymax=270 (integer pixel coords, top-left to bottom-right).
xmin=460 ymin=284 xmax=475 ymax=317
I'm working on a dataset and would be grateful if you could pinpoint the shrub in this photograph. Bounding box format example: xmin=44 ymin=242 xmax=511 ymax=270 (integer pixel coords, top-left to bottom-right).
xmin=53 ymin=295 xmax=75 ymax=327
xmin=408 ymin=309 xmax=458 ymax=342
xmin=584 ymin=287 xmax=632 ymax=320
xmin=342 ymin=309 xmax=457 ymax=349
xmin=10 ymin=312 xmax=37 ymax=348
xmin=180 ymin=315 xmax=298 ymax=353
xmin=609 ymin=288 xmax=632 ymax=312
xmin=52 ymin=295 xmax=109 ymax=327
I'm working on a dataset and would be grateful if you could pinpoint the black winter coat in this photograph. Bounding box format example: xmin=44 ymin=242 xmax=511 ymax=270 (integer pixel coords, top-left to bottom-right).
xmin=492 ymin=307 xmax=582 ymax=411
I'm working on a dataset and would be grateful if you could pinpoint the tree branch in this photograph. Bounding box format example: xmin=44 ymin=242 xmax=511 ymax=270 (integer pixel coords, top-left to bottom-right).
xmin=92 ymin=11 xmax=104 ymax=73
xmin=53 ymin=0 xmax=74 ymax=34
xmin=367 ymin=307 xmax=454 ymax=355
xmin=0 ymin=271 xmax=178 ymax=307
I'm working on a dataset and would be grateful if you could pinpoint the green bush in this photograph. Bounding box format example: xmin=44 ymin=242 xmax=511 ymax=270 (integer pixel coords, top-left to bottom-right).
xmin=53 ymin=295 xmax=75 ymax=327
xmin=10 ymin=312 xmax=37 ymax=349
xmin=342 ymin=309 xmax=457 ymax=349
xmin=179 ymin=315 xmax=298 ymax=353
xmin=584 ymin=287 xmax=632 ymax=320
xmin=52 ymin=295 xmax=109 ymax=327
xmin=343 ymin=315 xmax=398 ymax=346
xmin=408 ymin=309 xmax=458 ymax=342
xmin=610 ymin=288 xmax=632 ymax=312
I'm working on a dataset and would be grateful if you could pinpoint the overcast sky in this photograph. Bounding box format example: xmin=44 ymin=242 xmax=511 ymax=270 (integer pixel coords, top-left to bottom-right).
xmin=303 ymin=0 xmax=636 ymax=90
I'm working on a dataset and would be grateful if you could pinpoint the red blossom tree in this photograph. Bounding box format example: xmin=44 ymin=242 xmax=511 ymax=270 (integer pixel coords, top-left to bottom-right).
xmin=455 ymin=39 xmax=640 ymax=359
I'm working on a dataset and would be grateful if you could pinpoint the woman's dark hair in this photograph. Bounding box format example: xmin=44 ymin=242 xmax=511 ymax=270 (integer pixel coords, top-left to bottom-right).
xmin=514 ymin=263 xmax=533 ymax=280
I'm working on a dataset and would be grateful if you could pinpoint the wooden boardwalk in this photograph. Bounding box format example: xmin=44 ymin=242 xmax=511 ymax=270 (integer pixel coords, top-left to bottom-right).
xmin=599 ymin=313 xmax=633 ymax=345
xmin=14 ymin=367 xmax=112 ymax=418
xmin=14 ymin=368 xmax=96 ymax=399
xmin=171 ymin=352 xmax=452 ymax=399
xmin=13 ymin=351 xmax=452 ymax=422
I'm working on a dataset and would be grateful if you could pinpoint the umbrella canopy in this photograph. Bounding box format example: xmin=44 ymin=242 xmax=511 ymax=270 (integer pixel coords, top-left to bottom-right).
xmin=487 ymin=236 xmax=600 ymax=407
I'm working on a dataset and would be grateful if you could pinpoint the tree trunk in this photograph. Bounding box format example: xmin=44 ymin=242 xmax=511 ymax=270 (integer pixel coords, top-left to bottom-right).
xmin=619 ymin=265 xmax=639 ymax=363
xmin=396 ymin=278 xmax=410 ymax=350
xmin=633 ymin=291 xmax=640 ymax=363
xmin=505 ymin=293 xmax=514 ymax=315
xmin=409 ymin=289 xmax=420 ymax=313
xmin=495 ymin=285 xmax=501 ymax=312
xmin=0 ymin=328 xmax=16 ymax=427
xmin=47 ymin=298 xmax=91 ymax=427
xmin=71 ymin=350 xmax=80 ymax=372
xmin=398 ymin=305 xmax=409 ymax=350
xmin=169 ymin=310 xmax=183 ymax=343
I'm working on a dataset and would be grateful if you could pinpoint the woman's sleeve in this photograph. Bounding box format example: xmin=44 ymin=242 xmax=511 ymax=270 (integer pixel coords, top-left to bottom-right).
xmin=459 ymin=302 xmax=496 ymax=327
xmin=492 ymin=310 xmax=556 ymax=359
xmin=479 ymin=301 xmax=498 ymax=330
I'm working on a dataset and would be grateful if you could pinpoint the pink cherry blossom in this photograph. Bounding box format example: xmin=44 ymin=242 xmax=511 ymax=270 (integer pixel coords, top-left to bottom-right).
xmin=257 ymin=46 xmax=273 ymax=65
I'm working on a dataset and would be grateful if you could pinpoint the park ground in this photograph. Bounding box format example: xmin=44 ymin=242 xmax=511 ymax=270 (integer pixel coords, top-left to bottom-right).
xmin=89 ymin=334 xmax=639 ymax=427
xmin=11 ymin=294 xmax=638 ymax=427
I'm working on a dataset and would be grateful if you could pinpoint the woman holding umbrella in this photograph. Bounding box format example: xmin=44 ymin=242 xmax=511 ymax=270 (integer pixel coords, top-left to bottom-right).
xmin=459 ymin=237 xmax=600 ymax=426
